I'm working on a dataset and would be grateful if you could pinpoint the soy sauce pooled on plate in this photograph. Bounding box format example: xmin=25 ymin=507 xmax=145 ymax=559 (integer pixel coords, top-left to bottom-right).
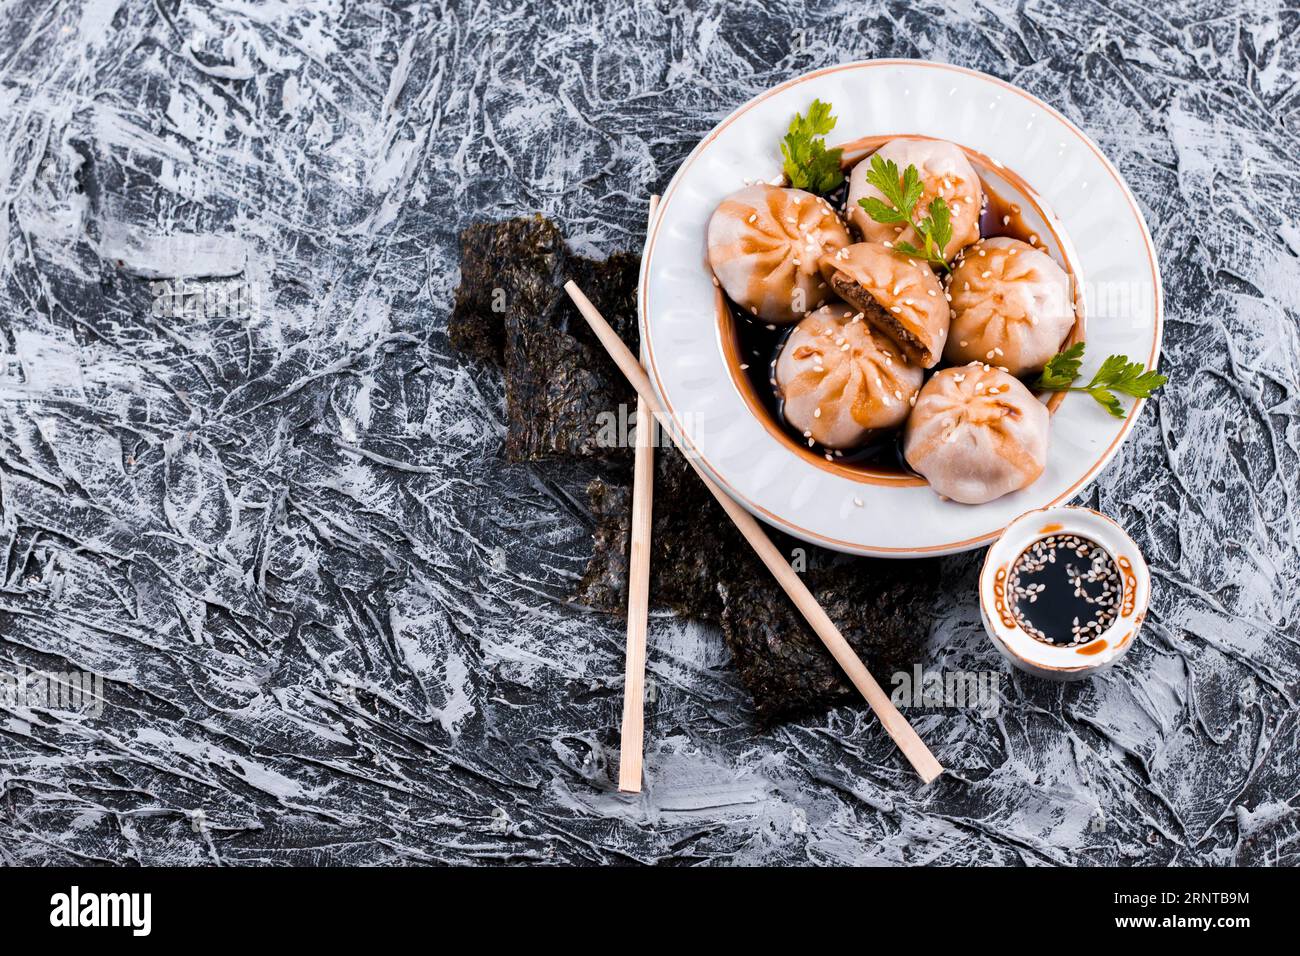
xmin=1010 ymin=534 xmax=1121 ymax=646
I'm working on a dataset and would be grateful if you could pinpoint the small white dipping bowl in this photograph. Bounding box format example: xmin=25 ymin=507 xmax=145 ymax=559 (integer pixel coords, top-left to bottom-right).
xmin=979 ymin=506 xmax=1150 ymax=680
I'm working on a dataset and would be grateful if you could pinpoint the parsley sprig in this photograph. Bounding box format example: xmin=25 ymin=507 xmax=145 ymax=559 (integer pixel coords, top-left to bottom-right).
xmin=780 ymin=100 xmax=844 ymax=194
xmin=1034 ymin=342 xmax=1168 ymax=419
xmin=858 ymin=155 xmax=954 ymax=272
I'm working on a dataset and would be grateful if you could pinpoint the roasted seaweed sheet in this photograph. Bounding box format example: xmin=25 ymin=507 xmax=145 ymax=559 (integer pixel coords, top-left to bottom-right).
xmin=453 ymin=217 xmax=936 ymax=722
xmin=580 ymin=447 xmax=936 ymax=723
xmin=452 ymin=216 xmax=639 ymax=460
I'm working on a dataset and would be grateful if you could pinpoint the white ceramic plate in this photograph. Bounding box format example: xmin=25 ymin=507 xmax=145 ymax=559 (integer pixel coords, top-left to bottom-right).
xmin=639 ymin=60 xmax=1163 ymax=557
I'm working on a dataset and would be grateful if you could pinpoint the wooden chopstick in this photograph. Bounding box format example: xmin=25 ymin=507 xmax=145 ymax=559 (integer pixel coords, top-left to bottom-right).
xmin=564 ymin=280 xmax=945 ymax=785
xmin=617 ymin=195 xmax=660 ymax=793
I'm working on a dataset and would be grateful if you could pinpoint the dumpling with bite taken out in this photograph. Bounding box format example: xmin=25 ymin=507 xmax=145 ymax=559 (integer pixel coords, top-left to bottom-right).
xmin=818 ymin=242 xmax=950 ymax=368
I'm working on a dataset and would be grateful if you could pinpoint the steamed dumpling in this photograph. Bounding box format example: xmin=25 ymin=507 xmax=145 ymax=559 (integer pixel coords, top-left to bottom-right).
xmin=774 ymin=304 xmax=923 ymax=449
xmin=707 ymin=185 xmax=851 ymax=324
xmin=847 ymin=138 xmax=982 ymax=261
xmin=943 ymin=237 xmax=1075 ymax=376
xmin=818 ymin=242 xmax=950 ymax=368
xmin=903 ymin=364 xmax=1049 ymax=504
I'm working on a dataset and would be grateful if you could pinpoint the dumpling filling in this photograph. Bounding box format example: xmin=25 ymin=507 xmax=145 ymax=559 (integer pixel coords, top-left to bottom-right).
xmin=818 ymin=242 xmax=951 ymax=368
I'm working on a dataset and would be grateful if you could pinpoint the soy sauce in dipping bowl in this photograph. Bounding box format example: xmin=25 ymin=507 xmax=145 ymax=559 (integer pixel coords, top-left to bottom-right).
xmin=979 ymin=506 xmax=1150 ymax=680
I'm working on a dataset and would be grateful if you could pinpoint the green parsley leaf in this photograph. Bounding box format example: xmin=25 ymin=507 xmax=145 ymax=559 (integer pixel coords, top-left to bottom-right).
xmin=859 ymin=157 xmax=950 ymax=272
xmin=1091 ymin=388 xmax=1126 ymax=420
xmin=918 ymin=196 xmax=952 ymax=262
xmin=780 ymin=100 xmax=844 ymax=194
xmin=801 ymin=99 xmax=837 ymax=137
xmin=1034 ymin=341 xmax=1086 ymax=390
xmin=1033 ymin=342 xmax=1168 ymax=419
xmin=858 ymin=196 xmax=907 ymax=224
xmin=864 ymin=155 xmax=923 ymax=217
xmin=1086 ymin=355 xmax=1169 ymax=399
xmin=893 ymin=240 xmax=928 ymax=259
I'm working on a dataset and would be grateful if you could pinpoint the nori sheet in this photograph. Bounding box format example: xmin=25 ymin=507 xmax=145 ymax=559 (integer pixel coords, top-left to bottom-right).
xmin=450 ymin=215 xmax=564 ymax=364
xmin=717 ymin=555 xmax=938 ymax=724
xmin=451 ymin=216 xmax=639 ymax=460
xmin=453 ymin=216 xmax=938 ymax=724
xmin=578 ymin=447 xmax=937 ymax=724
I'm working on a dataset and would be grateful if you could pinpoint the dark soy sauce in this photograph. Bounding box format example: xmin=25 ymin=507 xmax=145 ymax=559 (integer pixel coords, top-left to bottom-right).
xmin=1009 ymin=534 xmax=1121 ymax=646
xmin=730 ymin=173 xmax=1038 ymax=476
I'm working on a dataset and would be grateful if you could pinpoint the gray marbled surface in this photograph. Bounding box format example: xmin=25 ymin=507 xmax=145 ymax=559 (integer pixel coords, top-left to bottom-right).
xmin=0 ymin=0 xmax=1297 ymax=866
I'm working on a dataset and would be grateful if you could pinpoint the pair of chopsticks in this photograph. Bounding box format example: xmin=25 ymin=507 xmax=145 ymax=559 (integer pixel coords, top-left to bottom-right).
xmin=578 ymin=199 xmax=944 ymax=787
